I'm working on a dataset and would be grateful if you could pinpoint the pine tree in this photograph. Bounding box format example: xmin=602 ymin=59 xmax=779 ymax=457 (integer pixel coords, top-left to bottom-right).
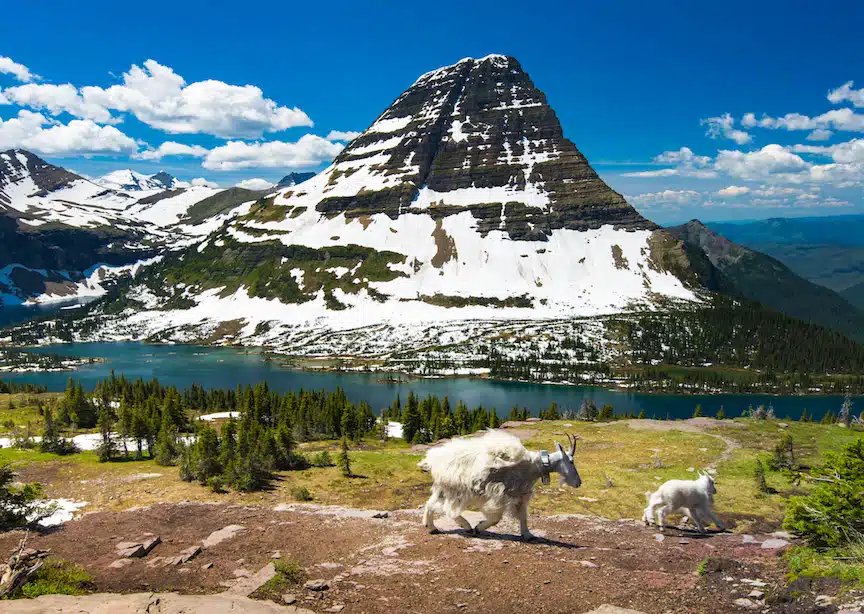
xmin=96 ymin=402 xmax=116 ymax=462
xmin=839 ymin=393 xmax=853 ymax=428
xmin=821 ymin=410 xmax=835 ymax=425
xmin=693 ymin=404 xmax=703 ymax=418
xmin=799 ymin=407 xmax=809 ymax=422
xmin=155 ymin=407 xmax=179 ymax=466
xmin=637 ymin=409 xmax=646 ymax=419
xmin=716 ymin=406 xmax=726 ymax=420
xmin=401 ymin=396 xmax=421 ymax=443
xmin=338 ymin=436 xmax=351 ymax=477
xmin=488 ymin=411 xmax=500 ymax=429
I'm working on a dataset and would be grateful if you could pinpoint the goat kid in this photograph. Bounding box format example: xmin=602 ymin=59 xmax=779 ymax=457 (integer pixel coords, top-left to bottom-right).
xmin=419 ymin=430 xmax=581 ymax=541
xmin=642 ymin=470 xmax=724 ymax=533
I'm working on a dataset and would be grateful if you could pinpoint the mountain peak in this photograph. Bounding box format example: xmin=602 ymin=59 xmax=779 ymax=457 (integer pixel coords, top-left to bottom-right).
xmin=305 ymin=53 xmax=651 ymax=236
xmin=277 ymin=172 xmax=316 ymax=188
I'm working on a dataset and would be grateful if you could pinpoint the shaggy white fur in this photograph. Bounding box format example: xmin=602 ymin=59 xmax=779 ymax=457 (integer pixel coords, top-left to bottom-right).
xmin=642 ymin=471 xmax=724 ymax=533
xmin=419 ymin=429 xmax=581 ymax=540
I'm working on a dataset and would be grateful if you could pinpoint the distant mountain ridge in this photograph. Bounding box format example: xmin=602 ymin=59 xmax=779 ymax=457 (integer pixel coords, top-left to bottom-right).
xmin=668 ymin=219 xmax=864 ymax=342
xmin=277 ymin=172 xmax=316 ymax=188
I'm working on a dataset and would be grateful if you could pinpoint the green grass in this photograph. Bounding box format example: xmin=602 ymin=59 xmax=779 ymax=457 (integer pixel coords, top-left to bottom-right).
xmin=786 ymin=545 xmax=864 ymax=586
xmin=2 ymin=558 xmax=93 ymax=599
xmin=252 ymin=558 xmax=306 ymax=603
xmin=696 ymin=558 xmax=709 ymax=576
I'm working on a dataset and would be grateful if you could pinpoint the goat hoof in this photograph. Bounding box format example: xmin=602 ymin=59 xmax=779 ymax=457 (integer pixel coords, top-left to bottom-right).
xmin=521 ymin=533 xmax=536 ymax=542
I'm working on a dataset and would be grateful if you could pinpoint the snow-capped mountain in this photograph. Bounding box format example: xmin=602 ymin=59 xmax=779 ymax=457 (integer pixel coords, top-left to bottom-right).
xmin=276 ymin=172 xmax=316 ymax=188
xmin=0 ymin=150 xmax=253 ymax=305
xmin=82 ymin=55 xmax=707 ymax=352
xmin=95 ymin=169 xmax=185 ymax=192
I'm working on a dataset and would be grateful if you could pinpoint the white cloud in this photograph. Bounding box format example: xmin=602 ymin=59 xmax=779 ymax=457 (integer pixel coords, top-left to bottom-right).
xmin=716 ymin=185 xmax=750 ymax=197
xmin=191 ymin=177 xmax=219 ymax=188
xmin=714 ymin=144 xmax=810 ymax=181
xmin=202 ymin=135 xmax=344 ymax=171
xmin=0 ymin=83 xmax=115 ymax=123
xmin=623 ymin=147 xmax=716 ymax=178
xmin=326 ymin=130 xmax=361 ymax=141
xmin=806 ymin=129 xmax=833 ymax=141
xmin=828 ymin=81 xmax=864 ymax=108
xmin=0 ymin=56 xmax=39 ymax=83
xmin=790 ymin=139 xmax=864 ymax=164
xmin=133 ymin=141 xmax=208 ymax=161
xmin=627 ymin=189 xmax=701 ymax=209
xmin=234 ymin=178 xmax=275 ymax=190
xmin=0 ymin=110 xmax=137 ymax=156
xmin=76 ymin=60 xmax=313 ymax=139
xmin=742 ymin=108 xmax=864 ymax=133
xmin=701 ymin=113 xmax=751 ymax=144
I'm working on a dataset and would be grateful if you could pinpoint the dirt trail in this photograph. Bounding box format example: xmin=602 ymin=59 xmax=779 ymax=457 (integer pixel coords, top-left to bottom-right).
xmin=624 ymin=418 xmax=742 ymax=469
xmin=0 ymin=501 xmax=827 ymax=614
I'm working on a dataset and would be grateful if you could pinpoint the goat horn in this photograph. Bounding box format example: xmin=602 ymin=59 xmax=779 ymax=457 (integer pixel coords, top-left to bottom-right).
xmin=567 ymin=433 xmax=577 ymax=457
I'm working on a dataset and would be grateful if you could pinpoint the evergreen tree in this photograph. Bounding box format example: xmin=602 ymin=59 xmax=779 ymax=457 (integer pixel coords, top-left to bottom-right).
xmin=154 ymin=407 xmax=179 ymax=466
xmin=799 ymin=407 xmax=809 ymax=422
xmin=401 ymin=395 xmax=421 ymax=443
xmin=96 ymin=402 xmax=116 ymax=462
xmin=637 ymin=409 xmax=646 ymax=419
xmin=338 ymin=436 xmax=351 ymax=477
xmin=488 ymin=410 xmax=500 ymax=429
xmin=693 ymin=404 xmax=703 ymax=418
xmin=716 ymin=406 xmax=726 ymax=420
xmin=839 ymin=393 xmax=853 ymax=428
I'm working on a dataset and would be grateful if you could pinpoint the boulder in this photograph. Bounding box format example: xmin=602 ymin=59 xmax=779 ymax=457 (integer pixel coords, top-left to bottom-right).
xmin=202 ymin=525 xmax=246 ymax=549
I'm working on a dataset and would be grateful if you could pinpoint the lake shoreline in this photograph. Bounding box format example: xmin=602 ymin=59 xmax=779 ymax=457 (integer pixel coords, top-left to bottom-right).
xmin=0 ymin=339 xmax=858 ymax=403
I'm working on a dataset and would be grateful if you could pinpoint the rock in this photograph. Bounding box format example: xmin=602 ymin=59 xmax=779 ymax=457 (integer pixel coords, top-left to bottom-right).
xmin=108 ymin=559 xmax=133 ymax=569
xmin=654 ymin=534 xmax=665 ymax=542
xmin=270 ymin=551 xmax=282 ymax=559
xmin=323 ymin=606 xmax=345 ymax=613
xmin=233 ymin=569 xmax=251 ymax=578
xmin=141 ymin=536 xmax=161 ymax=553
xmin=0 ymin=592 xmax=317 ymax=613
xmin=815 ymin=595 xmax=834 ymax=605
xmin=579 ymin=497 xmax=599 ymax=503
xmin=202 ymin=562 xmax=214 ymax=570
xmin=304 ymin=579 xmax=329 ymax=591
xmin=456 ymin=605 xmax=468 ymax=609
xmin=202 ymin=525 xmax=246 ymax=549
xmin=748 ymin=590 xmax=765 ymax=600
xmin=115 ymin=542 xmax=146 ymax=558
xmin=166 ymin=545 xmax=201 ymax=566
xmin=578 ymin=560 xmax=598 ymax=568
xmin=283 ymin=594 xmax=296 ymax=605
xmin=678 ymin=540 xmax=690 ymax=545
xmin=225 ymin=563 xmax=277 ymax=597
xmin=686 ymin=467 xmax=695 ymax=472
xmin=372 ymin=512 xmax=389 ymax=519
xmin=115 ymin=536 xmax=160 ymax=558
xmin=770 ymin=531 xmax=792 ymax=539
xmin=742 ymin=535 xmax=758 ymax=544
xmin=733 ymin=598 xmax=760 ymax=610
xmin=582 ymin=606 xmax=648 ymax=614
xmin=760 ymin=538 xmax=790 ymax=550
xmin=742 ymin=579 xmax=767 ymax=587
xmin=777 ymin=422 xmax=789 ymax=428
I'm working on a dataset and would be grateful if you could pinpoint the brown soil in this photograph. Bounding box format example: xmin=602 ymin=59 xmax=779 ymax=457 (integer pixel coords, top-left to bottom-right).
xmin=0 ymin=502 xmax=831 ymax=614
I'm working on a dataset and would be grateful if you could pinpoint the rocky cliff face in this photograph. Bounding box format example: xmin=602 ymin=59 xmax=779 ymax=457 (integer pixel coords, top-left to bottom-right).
xmin=277 ymin=172 xmax=316 ymax=188
xmin=312 ymin=55 xmax=651 ymax=238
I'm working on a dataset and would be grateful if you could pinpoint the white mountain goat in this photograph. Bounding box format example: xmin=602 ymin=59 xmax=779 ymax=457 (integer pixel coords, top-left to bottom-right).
xmin=642 ymin=470 xmax=724 ymax=532
xmin=418 ymin=429 xmax=582 ymax=540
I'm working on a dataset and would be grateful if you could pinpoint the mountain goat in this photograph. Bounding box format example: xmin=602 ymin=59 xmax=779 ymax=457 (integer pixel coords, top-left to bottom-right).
xmin=642 ymin=470 xmax=724 ymax=532
xmin=418 ymin=429 xmax=582 ymax=540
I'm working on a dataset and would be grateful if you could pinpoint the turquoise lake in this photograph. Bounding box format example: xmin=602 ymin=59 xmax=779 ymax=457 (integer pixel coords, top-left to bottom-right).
xmin=6 ymin=341 xmax=857 ymax=420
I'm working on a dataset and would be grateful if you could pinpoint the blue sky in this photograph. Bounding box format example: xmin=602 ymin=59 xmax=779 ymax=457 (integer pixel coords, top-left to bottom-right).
xmin=1 ymin=0 xmax=862 ymax=224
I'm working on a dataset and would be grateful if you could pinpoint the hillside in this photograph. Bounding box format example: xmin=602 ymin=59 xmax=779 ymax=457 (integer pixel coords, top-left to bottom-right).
xmin=708 ymin=216 xmax=864 ymax=305
xmin=668 ymin=220 xmax=864 ymax=342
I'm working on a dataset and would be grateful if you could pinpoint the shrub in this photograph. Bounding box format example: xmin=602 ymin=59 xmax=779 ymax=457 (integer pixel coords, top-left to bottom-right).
xmin=0 ymin=463 xmax=55 ymax=528
xmin=293 ymin=486 xmax=312 ymax=501
xmin=769 ymin=433 xmax=796 ymax=471
xmin=313 ymin=451 xmax=333 ymax=467
xmin=753 ymin=459 xmax=772 ymax=496
xmin=784 ymin=439 xmax=864 ymax=548
xmin=18 ymin=558 xmax=93 ymax=598
xmin=274 ymin=559 xmax=305 ymax=584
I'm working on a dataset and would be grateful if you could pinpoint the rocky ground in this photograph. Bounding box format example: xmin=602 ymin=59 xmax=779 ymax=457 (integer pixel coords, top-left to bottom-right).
xmin=1 ymin=501 xmax=860 ymax=614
